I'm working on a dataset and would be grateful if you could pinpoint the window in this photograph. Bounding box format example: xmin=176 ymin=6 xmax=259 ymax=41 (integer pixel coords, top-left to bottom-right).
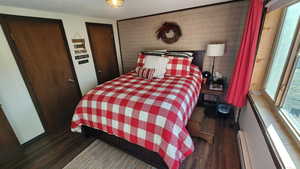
xmin=265 ymin=3 xmax=300 ymax=99
xmin=282 ymin=57 xmax=300 ymax=132
xmin=264 ymin=2 xmax=300 ymax=137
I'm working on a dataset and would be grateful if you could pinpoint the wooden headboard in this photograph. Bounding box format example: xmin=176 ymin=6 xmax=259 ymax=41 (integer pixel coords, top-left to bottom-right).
xmin=167 ymin=50 xmax=205 ymax=71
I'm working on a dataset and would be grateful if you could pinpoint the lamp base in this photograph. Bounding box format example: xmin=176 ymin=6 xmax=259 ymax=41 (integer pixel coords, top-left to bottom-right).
xmin=211 ymin=56 xmax=216 ymax=82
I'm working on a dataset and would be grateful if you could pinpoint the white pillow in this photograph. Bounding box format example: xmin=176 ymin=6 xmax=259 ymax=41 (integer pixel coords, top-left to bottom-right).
xmin=144 ymin=55 xmax=169 ymax=78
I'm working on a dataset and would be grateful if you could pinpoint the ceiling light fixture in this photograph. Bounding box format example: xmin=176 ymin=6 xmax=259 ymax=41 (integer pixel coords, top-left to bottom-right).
xmin=106 ymin=0 xmax=124 ymax=8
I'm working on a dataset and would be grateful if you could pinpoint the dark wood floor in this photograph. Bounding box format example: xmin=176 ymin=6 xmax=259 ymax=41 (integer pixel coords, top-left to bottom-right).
xmin=181 ymin=117 xmax=241 ymax=169
xmin=1 ymin=131 xmax=95 ymax=169
xmin=1 ymin=115 xmax=240 ymax=169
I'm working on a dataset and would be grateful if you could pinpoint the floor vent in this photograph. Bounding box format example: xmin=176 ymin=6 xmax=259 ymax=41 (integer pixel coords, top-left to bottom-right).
xmin=237 ymin=131 xmax=253 ymax=169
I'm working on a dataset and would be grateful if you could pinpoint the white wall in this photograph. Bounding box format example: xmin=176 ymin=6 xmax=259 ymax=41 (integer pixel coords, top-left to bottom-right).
xmin=0 ymin=27 xmax=45 ymax=144
xmin=0 ymin=5 xmax=123 ymax=144
xmin=239 ymin=101 xmax=277 ymax=169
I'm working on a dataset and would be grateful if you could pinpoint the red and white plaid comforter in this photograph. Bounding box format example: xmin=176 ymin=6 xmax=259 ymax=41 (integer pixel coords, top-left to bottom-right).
xmin=71 ymin=65 xmax=202 ymax=169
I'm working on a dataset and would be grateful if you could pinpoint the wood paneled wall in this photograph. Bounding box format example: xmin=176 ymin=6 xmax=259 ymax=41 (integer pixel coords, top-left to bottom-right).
xmin=250 ymin=9 xmax=283 ymax=91
xmin=118 ymin=1 xmax=249 ymax=79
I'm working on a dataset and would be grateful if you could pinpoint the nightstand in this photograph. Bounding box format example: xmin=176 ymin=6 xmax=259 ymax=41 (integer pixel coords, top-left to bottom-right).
xmin=198 ymin=83 xmax=226 ymax=117
xmin=199 ymin=84 xmax=225 ymax=105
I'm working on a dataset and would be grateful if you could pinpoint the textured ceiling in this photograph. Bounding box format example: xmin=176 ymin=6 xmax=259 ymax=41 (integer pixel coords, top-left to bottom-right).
xmin=0 ymin=0 xmax=232 ymax=19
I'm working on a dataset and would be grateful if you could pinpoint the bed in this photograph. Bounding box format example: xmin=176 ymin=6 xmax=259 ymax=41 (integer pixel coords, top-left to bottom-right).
xmin=71 ymin=50 xmax=205 ymax=169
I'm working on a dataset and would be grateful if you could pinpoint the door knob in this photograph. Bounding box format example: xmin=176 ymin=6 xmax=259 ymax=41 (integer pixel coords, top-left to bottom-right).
xmin=98 ymin=70 xmax=102 ymax=73
xmin=68 ymin=78 xmax=75 ymax=83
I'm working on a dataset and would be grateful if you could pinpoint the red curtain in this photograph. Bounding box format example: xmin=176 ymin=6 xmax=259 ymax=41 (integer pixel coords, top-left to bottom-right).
xmin=226 ymin=0 xmax=264 ymax=107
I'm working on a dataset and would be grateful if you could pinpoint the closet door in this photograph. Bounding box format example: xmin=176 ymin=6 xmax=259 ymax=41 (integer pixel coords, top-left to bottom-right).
xmin=3 ymin=16 xmax=81 ymax=133
xmin=86 ymin=23 xmax=119 ymax=84
xmin=0 ymin=105 xmax=22 ymax=165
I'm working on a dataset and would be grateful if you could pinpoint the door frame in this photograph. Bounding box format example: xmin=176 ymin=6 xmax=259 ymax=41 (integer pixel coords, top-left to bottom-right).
xmin=85 ymin=22 xmax=119 ymax=84
xmin=0 ymin=14 xmax=82 ymax=132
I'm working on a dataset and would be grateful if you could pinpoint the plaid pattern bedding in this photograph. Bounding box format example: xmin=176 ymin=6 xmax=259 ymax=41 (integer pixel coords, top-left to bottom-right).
xmin=137 ymin=53 xmax=146 ymax=67
xmin=71 ymin=65 xmax=202 ymax=169
xmin=165 ymin=56 xmax=193 ymax=76
xmin=137 ymin=53 xmax=193 ymax=76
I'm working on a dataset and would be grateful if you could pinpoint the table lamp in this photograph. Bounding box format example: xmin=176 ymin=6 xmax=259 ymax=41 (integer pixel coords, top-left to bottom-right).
xmin=206 ymin=43 xmax=225 ymax=81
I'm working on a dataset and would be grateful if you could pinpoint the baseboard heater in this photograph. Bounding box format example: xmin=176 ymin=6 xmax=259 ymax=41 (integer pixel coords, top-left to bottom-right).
xmin=237 ymin=131 xmax=253 ymax=169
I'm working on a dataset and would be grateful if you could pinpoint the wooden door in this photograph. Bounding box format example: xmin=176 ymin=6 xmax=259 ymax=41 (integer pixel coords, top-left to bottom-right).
xmin=0 ymin=105 xmax=23 ymax=165
xmin=2 ymin=16 xmax=81 ymax=133
xmin=86 ymin=23 xmax=119 ymax=84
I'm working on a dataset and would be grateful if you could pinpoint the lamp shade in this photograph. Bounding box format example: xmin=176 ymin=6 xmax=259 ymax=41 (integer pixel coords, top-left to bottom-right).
xmin=206 ymin=44 xmax=225 ymax=57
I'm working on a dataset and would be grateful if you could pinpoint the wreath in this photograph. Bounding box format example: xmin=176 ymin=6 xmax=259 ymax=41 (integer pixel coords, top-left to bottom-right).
xmin=156 ymin=22 xmax=182 ymax=44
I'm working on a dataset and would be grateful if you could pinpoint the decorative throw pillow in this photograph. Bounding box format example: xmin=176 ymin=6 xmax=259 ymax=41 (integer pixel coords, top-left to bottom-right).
xmin=165 ymin=56 xmax=193 ymax=76
xmin=142 ymin=50 xmax=167 ymax=56
xmin=166 ymin=52 xmax=193 ymax=58
xmin=137 ymin=53 xmax=146 ymax=67
xmin=144 ymin=55 xmax=169 ymax=78
xmin=135 ymin=67 xmax=155 ymax=79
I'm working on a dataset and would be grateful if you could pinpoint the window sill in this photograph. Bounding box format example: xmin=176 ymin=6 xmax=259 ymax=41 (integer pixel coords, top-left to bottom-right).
xmin=248 ymin=91 xmax=300 ymax=169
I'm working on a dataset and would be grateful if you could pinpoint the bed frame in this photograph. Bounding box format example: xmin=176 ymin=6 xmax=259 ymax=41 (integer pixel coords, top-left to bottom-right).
xmin=82 ymin=50 xmax=205 ymax=169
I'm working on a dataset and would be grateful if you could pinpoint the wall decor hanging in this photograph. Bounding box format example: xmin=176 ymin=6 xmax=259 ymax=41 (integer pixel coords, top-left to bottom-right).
xmin=72 ymin=38 xmax=87 ymax=54
xmin=156 ymin=22 xmax=182 ymax=44
xmin=71 ymin=33 xmax=89 ymax=64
